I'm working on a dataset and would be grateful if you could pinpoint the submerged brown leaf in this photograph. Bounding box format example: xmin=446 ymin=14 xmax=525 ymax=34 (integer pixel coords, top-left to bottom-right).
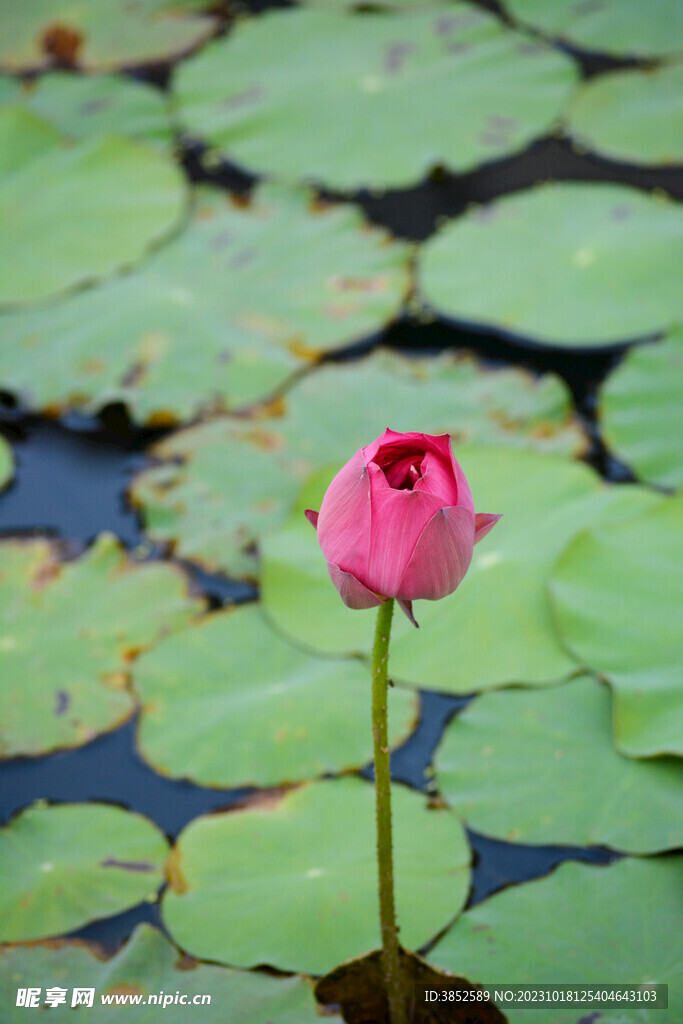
xmin=315 ymin=946 xmax=507 ymax=1024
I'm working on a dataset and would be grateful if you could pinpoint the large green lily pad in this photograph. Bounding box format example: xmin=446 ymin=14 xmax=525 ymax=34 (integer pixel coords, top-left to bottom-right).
xmin=419 ymin=183 xmax=683 ymax=347
xmin=0 ymin=108 xmax=186 ymax=309
xmin=0 ymin=533 xmax=203 ymax=759
xmin=567 ymin=64 xmax=683 ymax=167
xmin=0 ymin=925 xmax=330 ymax=1022
xmin=0 ymin=0 xmax=217 ymax=73
xmin=0 ymin=185 xmax=408 ymax=422
xmin=262 ymin=448 xmax=660 ymax=691
xmin=435 ymin=676 xmax=682 ymax=851
xmin=550 ymin=495 xmax=683 ymax=757
xmin=131 ymin=349 xmax=582 ymax=578
xmin=162 ymin=776 xmax=471 ymax=974
xmin=0 ymin=434 xmax=13 ymax=491
xmin=0 ymin=803 xmax=168 ymax=942
xmin=506 ymin=0 xmax=683 ymax=59
xmin=174 ymin=6 xmax=577 ymax=190
xmin=430 ymin=856 xmax=682 ymax=1024
xmin=0 ymin=104 xmax=63 ymax=175
xmin=600 ymin=329 xmax=683 ymax=489
xmin=134 ymin=604 xmax=418 ymax=788
xmin=0 ymin=72 xmax=174 ymax=150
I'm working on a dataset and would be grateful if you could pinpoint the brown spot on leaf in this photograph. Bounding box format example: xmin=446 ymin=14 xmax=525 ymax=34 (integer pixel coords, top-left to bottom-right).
xmin=254 ymin=498 xmax=276 ymax=513
xmin=229 ymin=787 xmax=290 ymax=814
xmin=165 ymin=847 xmax=189 ymax=894
xmin=530 ymin=420 xmax=562 ymax=440
xmin=55 ymin=691 xmax=70 ymax=716
xmin=175 ymin=952 xmax=201 ymax=971
xmin=286 ymin=336 xmax=320 ymax=359
xmin=122 ymin=644 xmax=144 ymax=663
xmin=216 ymin=349 xmax=232 ymax=364
xmin=324 ymin=302 xmax=362 ymax=321
xmin=102 ymin=670 xmax=129 ymax=691
xmin=104 ymin=984 xmax=145 ymax=999
xmin=41 ymin=23 xmax=83 ymax=65
xmin=254 ymin=394 xmax=287 ymax=419
xmin=240 ymin=311 xmax=288 ymax=339
xmin=229 ymin=192 xmax=252 ymax=210
xmin=315 ymin=947 xmax=506 ymax=1024
xmin=147 ymin=409 xmax=179 ymax=428
xmin=80 ymin=358 xmax=106 ymax=376
xmin=31 ymin=560 xmax=62 ymax=591
xmin=239 ymin=428 xmax=283 ymax=451
xmin=327 ymin=274 xmax=389 ymax=294
xmin=100 ymin=858 xmax=155 ymax=872
xmin=308 ymin=195 xmax=334 ymax=215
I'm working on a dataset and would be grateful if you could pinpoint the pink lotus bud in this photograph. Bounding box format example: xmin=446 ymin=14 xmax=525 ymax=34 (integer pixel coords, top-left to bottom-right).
xmin=305 ymin=429 xmax=500 ymax=626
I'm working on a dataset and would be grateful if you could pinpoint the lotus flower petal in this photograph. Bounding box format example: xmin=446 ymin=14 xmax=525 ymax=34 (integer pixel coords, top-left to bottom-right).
xmin=398 ymin=505 xmax=475 ymax=602
xmin=327 ymin=562 xmax=385 ymax=610
xmin=474 ymin=512 xmax=502 ymax=544
xmin=317 ymin=450 xmax=372 ymax=574
xmin=365 ymin=462 xmax=444 ymax=597
xmin=413 ymin=449 xmax=460 ymax=506
xmin=397 ymin=598 xmax=419 ymax=627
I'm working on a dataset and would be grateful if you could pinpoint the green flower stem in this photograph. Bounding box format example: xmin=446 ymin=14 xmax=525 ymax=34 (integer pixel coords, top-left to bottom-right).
xmin=371 ymin=597 xmax=407 ymax=1024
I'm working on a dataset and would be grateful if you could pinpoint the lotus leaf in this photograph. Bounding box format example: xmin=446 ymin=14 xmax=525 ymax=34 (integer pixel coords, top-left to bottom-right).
xmin=0 ymin=0 xmax=217 ymax=73
xmin=174 ymin=5 xmax=577 ymax=189
xmin=0 ymin=924 xmax=329 ymax=1022
xmin=0 ymin=72 xmax=174 ymax=150
xmin=0 ymin=803 xmax=168 ymax=942
xmin=567 ymin=64 xmax=683 ymax=167
xmin=600 ymin=328 xmax=683 ymax=488
xmin=0 ymin=104 xmax=63 ymax=175
xmin=134 ymin=604 xmax=418 ymax=788
xmin=0 ymin=108 xmax=186 ymax=308
xmin=0 ymin=533 xmax=203 ymax=759
xmin=550 ymin=495 xmax=683 ymax=757
xmin=162 ymin=776 xmax=471 ymax=974
xmin=419 ymin=182 xmax=683 ymax=347
xmin=435 ymin=675 xmax=682 ymax=851
xmin=505 ymin=0 xmax=683 ymax=58
xmin=0 ymin=185 xmax=409 ymax=421
xmin=430 ymin=856 xmax=683 ymax=1023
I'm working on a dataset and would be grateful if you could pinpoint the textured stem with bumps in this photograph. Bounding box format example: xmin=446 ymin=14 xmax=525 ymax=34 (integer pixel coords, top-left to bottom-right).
xmin=371 ymin=598 xmax=407 ymax=1024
